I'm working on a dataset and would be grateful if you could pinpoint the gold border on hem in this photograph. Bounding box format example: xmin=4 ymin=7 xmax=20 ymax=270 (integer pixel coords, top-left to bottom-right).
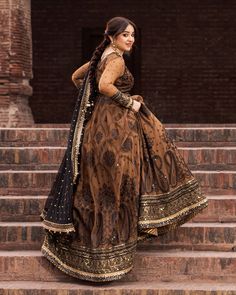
xmin=42 ymin=219 xmax=75 ymax=233
xmin=137 ymin=198 xmax=208 ymax=242
xmin=138 ymin=198 xmax=208 ymax=227
xmin=140 ymin=178 xmax=197 ymax=201
xmin=41 ymin=243 xmax=134 ymax=282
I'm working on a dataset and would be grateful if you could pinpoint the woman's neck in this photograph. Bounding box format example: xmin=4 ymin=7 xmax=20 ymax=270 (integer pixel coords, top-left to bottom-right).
xmin=101 ymin=45 xmax=123 ymax=61
xmin=109 ymin=44 xmax=123 ymax=56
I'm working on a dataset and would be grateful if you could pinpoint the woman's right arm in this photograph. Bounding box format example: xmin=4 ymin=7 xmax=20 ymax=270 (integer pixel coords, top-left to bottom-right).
xmin=71 ymin=61 xmax=90 ymax=89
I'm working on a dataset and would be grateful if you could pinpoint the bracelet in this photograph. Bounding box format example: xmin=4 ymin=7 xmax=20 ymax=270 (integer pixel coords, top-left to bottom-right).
xmin=110 ymin=90 xmax=134 ymax=109
xmin=127 ymin=98 xmax=134 ymax=109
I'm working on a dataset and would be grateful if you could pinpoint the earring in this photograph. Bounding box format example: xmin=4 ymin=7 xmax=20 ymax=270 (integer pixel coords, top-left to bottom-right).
xmin=111 ymin=40 xmax=116 ymax=49
xmin=111 ymin=40 xmax=122 ymax=57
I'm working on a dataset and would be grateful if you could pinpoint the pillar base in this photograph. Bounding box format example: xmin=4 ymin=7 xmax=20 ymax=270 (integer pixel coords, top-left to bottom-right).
xmin=0 ymin=96 xmax=34 ymax=127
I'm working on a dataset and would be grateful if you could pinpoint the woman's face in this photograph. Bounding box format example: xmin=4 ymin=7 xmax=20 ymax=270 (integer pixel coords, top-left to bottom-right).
xmin=113 ymin=24 xmax=135 ymax=52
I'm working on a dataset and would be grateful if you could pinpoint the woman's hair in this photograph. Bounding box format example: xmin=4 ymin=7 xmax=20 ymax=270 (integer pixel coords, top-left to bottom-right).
xmin=88 ymin=16 xmax=137 ymax=96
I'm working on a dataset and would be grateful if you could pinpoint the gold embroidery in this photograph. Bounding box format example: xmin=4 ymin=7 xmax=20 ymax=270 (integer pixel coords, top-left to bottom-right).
xmin=42 ymin=219 xmax=75 ymax=233
xmin=71 ymin=76 xmax=91 ymax=183
xmin=138 ymin=198 xmax=208 ymax=227
xmin=42 ymin=245 xmax=133 ymax=280
xmin=141 ymin=178 xmax=195 ymax=199
xmin=41 ymin=236 xmax=136 ymax=282
xmin=137 ymin=199 xmax=207 ymax=242
xmin=138 ymin=178 xmax=208 ymax=230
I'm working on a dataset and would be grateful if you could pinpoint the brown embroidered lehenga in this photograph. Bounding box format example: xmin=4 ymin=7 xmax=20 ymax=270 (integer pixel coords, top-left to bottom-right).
xmin=41 ymin=52 xmax=208 ymax=282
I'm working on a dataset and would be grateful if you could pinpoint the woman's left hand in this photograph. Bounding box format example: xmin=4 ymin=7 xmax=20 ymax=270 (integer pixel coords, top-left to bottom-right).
xmin=131 ymin=95 xmax=144 ymax=103
xmin=131 ymin=99 xmax=141 ymax=113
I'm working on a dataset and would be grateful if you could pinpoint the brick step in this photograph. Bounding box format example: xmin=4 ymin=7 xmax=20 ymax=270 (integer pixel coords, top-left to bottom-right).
xmin=192 ymin=195 xmax=236 ymax=223
xmin=34 ymin=124 xmax=70 ymax=128
xmin=167 ymin=127 xmax=236 ymax=146
xmin=140 ymin=222 xmax=236 ymax=252
xmin=1 ymin=147 xmax=236 ymax=171
xmin=1 ymin=281 xmax=236 ymax=295
xmin=35 ymin=123 xmax=236 ymax=127
xmin=0 ymin=147 xmax=65 ymax=170
xmin=176 ymin=142 xmax=236 ymax=147
xmin=0 ymin=127 xmax=236 ymax=147
xmin=0 ymin=196 xmax=46 ymax=222
xmin=0 ymin=128 xmax=69 ymax=147
xmin=1 ymin=250 xmax=236 ymax=282
xmin=180 ymin=147 xmax=236 ymax=170
xmin=165 ymin=124 xmax=236 ymax=127
xmin=0 ymin=170 xmax=235 ymax=195
xmin=1 ymin=222 xmax=235 ymax=251
xmin=0 ymin=170 xmax=56 ymax=195
xmin=1 ymin=195 xmax=236 ymax=223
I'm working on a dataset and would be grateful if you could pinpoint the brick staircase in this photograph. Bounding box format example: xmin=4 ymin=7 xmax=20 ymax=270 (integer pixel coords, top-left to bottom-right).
xmin=1 ymin=124 xmax=236 ymax=294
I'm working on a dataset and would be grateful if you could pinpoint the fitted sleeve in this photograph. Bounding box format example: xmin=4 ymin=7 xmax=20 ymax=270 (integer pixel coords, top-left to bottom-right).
xmin=98 ymin=55 xmax=125 ymax=97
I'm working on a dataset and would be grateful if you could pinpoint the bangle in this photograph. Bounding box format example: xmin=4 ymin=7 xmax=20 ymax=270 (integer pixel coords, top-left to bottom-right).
xmin=110 ymin=90 xmax=134 ymax=109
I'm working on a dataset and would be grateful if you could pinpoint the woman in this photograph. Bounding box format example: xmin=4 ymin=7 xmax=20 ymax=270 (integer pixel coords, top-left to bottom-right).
xmin=41 ymin=16 xmax=208 ymax=282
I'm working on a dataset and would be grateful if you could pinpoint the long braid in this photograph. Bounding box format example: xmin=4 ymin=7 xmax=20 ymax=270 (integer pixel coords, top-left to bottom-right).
xmin=88 ymin=36 xmax=110 ymax=96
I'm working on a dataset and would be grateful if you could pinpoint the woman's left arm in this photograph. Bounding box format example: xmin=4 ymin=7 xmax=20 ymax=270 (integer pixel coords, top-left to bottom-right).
xmin=71 ymin=61 xmax=90 ymax=88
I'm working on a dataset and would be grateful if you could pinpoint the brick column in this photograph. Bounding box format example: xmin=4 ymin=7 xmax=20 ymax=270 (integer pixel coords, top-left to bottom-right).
xmin=0 ymin=0 xmax=34 ymax=127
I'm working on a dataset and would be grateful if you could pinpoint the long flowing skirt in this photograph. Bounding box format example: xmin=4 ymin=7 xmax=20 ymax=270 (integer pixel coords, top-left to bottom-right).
xmin=41 ymin=95 xmax=208 ymax=282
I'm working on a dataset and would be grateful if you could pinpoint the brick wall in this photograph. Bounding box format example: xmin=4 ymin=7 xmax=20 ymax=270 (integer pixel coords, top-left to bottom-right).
xmin=30 ymin=0 xmax=236 ymax=123
xmin=0 ymin=0 xmax=34 ymax=126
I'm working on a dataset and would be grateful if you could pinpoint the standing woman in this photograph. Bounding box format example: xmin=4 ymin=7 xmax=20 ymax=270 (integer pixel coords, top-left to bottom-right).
xmin=41 ymin=16 xmax=208 ymax=282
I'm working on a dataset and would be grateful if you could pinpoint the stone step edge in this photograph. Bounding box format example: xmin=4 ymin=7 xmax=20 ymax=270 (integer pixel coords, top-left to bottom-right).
xmin=1 ymin=126 xmax=236 ymax=130
xmin=0 ymin=280 xmax=236 ymax=291
xmin=0 ymin=147 xmax=66 ymax=150
xmin=1 ymin=250 xmax=236 ymax=258
xmin=1 ymin=170 xmax=235 ymax=173
xmin=1 ymin=147 xmax=236 ymax=150
xmin=0 ymin=195 xmax=47 ymax=199
xmin=0 ymin=195 xmax=235 ymax=200
xmin=1 ymin=221 xmax=236 ymax=228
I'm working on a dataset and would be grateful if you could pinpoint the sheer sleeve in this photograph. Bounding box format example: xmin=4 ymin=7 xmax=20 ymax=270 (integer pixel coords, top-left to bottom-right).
xmin=98 ymin=55 xmax=134 ymax=109
xmin=98 ymin=55 xmax=125 ymax=96
xmin=72 ymin=61 xmax=90 ymax=89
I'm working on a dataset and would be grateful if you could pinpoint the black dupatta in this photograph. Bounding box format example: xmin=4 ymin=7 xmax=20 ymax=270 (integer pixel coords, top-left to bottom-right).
xmin=41 ymin=70 xmax=96 ymax=233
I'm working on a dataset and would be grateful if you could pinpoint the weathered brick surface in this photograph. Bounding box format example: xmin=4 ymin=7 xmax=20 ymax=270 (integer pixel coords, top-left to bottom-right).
xmin=0 ymin=127 xmax=235 ymax=147
xmin=194 ymin=171 xmax=236 ymax=193
xmin=0 ymin=222 xmax=235 ymax=252
xmin=0 ymin=223 xmax=43 ymax=250
xmin=0 ymin=196 xmax=45 ymax=222
xmin=141 ymin=223 xmax=236 ymax=252
xmin=0 ymin=124 xmax=235 ymax=292
xmin=180 ymin=148 xmax=236 ymax=170
xmin=167 ymin=128 xmax=236 ymax=146
xmin=0 ymin=171 xmax=235 ymax=196
xmin=193 ymin=196 xmax=236 ymax=223
xmin=0 ymin=147 xmax=65 ymax=170
xmin=0 ymin=128 xmax=69 ymax=147
xmin=1 ymin=251 xmax=236 ymax=282
xmin=1 ymin=147 xmax=236 ymax=171
xmin=1 ymin=281 xmax=236 ymax=295
xmin=0 ymin=171 xmax=56 ymax=195
xmin=0 ymin=0 xmax=34 ymax=127
xmin=1 ymin=196 xmax=235 ymax=223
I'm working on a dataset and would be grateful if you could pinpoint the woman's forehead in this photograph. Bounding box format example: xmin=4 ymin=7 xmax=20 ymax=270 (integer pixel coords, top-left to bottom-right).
xmin=123 ymin=24 xmax=135 ymax=33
